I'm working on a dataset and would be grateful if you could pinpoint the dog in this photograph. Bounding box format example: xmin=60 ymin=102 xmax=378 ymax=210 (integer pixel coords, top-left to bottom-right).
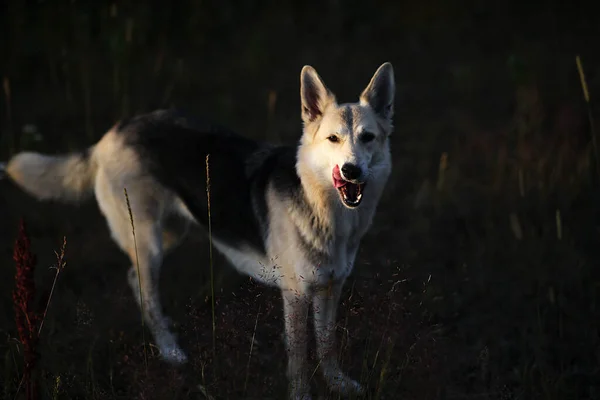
xmin=2 ymin=62 xmax=394 ymax=399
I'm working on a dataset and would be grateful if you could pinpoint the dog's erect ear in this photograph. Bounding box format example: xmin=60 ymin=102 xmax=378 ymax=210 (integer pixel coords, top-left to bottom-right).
xmin=300 ymin=66 xmax=335 ymax=124
xmin=360 ymin=62 xmax=395 ymax=121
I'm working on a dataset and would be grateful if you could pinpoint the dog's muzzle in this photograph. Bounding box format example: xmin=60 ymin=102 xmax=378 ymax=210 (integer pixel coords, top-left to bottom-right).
xmin=333 ymin=165 xmax=366 ymax=208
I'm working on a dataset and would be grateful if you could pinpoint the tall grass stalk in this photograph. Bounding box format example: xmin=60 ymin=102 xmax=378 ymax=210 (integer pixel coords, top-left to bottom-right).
xmin=244 ymin=304 xmax=261 ymax=395
xmin=205 ymin=155 xmax=216 ymax=359
xmin=38 ymin=236 xmax=67 ymax=336
xmin=576 ymin=55 xmax=600 ymax=181
xmin=123 ymin=187 xmax=148 ymax=371
xmin=374 ymin=338 xmax=395 ymax=400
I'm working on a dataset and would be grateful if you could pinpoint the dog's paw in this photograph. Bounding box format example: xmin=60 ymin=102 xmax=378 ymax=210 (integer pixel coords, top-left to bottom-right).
xmin=156 ymin=335 xmax=188 ymax=365
xmin=154 ymin=327 xmax=187 ymax=365
xmin=160 ymin=345 xmax=188 ymax=365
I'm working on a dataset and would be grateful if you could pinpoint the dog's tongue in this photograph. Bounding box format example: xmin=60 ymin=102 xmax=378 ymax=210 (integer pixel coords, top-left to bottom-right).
xmin=332 ymin=165 xmax=347 ymax=188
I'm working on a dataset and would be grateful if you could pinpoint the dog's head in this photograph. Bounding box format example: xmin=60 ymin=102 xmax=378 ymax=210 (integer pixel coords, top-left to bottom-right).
xmin=297 ymin=62 xmax=394 ymax=209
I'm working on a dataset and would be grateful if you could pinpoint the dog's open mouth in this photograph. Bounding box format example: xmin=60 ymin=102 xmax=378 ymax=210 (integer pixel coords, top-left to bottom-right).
xmin=332 ymin=165 xmax=366 ymax=208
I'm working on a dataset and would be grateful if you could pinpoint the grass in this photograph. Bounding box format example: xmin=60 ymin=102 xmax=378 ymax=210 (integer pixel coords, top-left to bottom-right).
xmin=576 ymin=55 xmax=599 ymax=182
xmin=205 ymin=154 xmax=217 ymax=363
xmin=3 ymin=115 xmax=600 ymax=399
xmin=4 ymin=107 xmax=600 ymax=398
xmin=243 ymin=303 xmax=261 ymax=396
xmin=3 ymin=178 xmax=599 ymax=399
xmin=3 ymin=162 xmax=438 ymax=399
xmin=11 ymin=221 xmax=67 ymax=400
xmin=123 ymin=187 xmax=148 ymax=372
xmin=1 ymin=3 xmax=599 ymax=398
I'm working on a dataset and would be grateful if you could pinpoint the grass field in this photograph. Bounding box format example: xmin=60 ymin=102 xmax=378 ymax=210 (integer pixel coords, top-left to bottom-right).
xmin=1 ymin=1 xmax=600 ymax=399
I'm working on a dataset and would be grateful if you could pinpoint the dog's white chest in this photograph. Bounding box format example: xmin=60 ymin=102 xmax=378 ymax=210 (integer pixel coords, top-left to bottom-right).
xmin=299 ymin=236 xmax=356 ymax=287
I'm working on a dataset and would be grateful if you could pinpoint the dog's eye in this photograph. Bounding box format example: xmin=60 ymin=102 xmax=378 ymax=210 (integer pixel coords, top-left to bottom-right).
xmin=361 ymin=132 xmax=376 ymax=143
xmin=327 ymin=135 xmax=340 ymax=143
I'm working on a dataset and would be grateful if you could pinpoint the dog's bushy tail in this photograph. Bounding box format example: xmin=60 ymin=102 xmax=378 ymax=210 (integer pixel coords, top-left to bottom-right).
xmin=5 ymin=147 xmax=97 ymax=203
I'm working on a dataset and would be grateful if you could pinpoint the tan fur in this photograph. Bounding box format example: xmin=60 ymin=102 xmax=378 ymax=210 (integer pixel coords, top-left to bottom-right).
xmin=6 ymin=147 xmax=98 ymax=202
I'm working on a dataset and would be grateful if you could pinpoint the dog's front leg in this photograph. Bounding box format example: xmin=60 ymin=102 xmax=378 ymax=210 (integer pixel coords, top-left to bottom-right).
xmin=313 ymin=283 xmax=364 ymax=396
xmin=282 ymin=288 xmax=312 ymax=400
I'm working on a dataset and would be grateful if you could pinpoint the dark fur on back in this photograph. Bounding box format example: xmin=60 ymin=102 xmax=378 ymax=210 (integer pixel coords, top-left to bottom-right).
xmin=115 ymin=109 xmax=314 ymax=256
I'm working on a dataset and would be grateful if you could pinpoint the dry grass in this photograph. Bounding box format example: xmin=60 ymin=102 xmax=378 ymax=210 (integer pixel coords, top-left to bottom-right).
xmin=3 ymin=82 xmax=600 ymax=399
xmin=11 ymin=221 xmax=67 ymax=400
xmin=1 ymin=2 xmax=599 ymax=399
xmin=123 ymin=187 xmax=148 ymax=372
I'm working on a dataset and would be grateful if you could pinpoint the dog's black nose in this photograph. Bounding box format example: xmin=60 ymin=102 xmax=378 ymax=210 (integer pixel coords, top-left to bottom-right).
xmin=341 ymin=163 xmax=362 ymax=181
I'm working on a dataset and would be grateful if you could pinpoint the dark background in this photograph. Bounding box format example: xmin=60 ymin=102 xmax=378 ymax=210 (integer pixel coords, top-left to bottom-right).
xmin=1 ymin=0 xmax=600 ymax=399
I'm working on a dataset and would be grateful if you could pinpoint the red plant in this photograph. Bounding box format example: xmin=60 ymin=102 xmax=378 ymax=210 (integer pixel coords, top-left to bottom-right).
xmin=13 ymin=218 xmax=40 ymax=400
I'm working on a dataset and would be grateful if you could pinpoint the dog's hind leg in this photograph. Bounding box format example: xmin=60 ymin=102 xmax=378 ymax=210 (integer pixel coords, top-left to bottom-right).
xmin=313 ymin=283 xmax=364 ymax=396
xmin=125 ymin=223 xmax=187 ymax=365
xmin=94 ymin=170 xmax=187 ymax=365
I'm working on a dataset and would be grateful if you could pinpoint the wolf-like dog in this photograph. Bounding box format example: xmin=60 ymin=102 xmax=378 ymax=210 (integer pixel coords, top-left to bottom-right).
xmin=3 ymin=62 xmax=394 ymax=399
